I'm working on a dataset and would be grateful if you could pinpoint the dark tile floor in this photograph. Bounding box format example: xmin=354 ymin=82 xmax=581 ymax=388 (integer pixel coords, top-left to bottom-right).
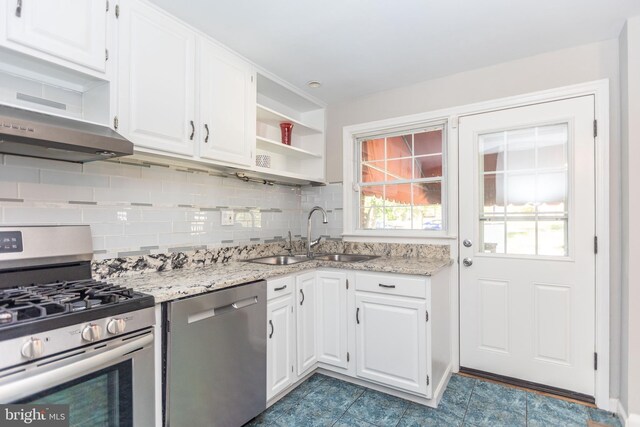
xmin=246 ymin=373 xmax=622 ymax=427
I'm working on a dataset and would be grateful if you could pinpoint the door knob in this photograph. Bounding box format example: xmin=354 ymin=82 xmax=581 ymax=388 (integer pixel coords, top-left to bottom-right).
xmin=463 ymin=239 xmax=472 ymax=247
xmin=462 ymin=258 xmax=473 ymax=267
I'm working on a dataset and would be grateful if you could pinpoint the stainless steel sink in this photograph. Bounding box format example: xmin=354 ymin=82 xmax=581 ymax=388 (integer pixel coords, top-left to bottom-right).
xmin=244 ymin=255 xmax=311 ymax=265
xmin=313 ymin=253 xmax=379 ymax=263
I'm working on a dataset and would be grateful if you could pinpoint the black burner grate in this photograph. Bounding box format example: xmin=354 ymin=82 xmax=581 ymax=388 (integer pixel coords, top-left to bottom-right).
xmin=0 ymin=279 xmax=142 ymax=327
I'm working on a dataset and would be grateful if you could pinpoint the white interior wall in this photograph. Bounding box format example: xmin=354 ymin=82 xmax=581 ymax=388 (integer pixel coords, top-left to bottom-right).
xmin=323 ymin=39 xmax=622 ymax=399
xmin=618 ymin=16 xmax=640 ymax=424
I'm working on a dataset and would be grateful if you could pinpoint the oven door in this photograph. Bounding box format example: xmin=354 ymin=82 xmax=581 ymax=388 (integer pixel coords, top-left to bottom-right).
xmin=0 ymin=329 xmax=155 ymax=427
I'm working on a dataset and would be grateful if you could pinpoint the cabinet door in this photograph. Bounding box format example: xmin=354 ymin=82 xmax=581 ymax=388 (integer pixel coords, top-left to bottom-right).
xmin=295 ymin=271 xmax=317 ymax=375
xmin=117 ymin=0 xmax=196 ymax=156
xmin=267 ymin=295 xmax=295 ymax=400
xmin=4 ymin=0 xmax=107 ymax=72
xmin=198 ymin=39 xmax=255 ymax=166
xmin=355 ymin=293 xmax=429 ymax=396
xmin=316 ymin=270 xmax=348 ymax=369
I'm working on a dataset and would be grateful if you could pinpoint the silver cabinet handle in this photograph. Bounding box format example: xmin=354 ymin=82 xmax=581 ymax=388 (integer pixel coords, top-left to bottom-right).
xmin=15 ymin=0 xmax=22 ymax=17
xmin=274 ymin=285 xmax=287 ymax=292
xmin=463 ymin=258 xmax=473 ymax=267
xmin=204 ymin=124 xmax=209 ymax=143
xmin=300 ymin=289 xmax=305 ymax=306
xmin=189 ymin=120 xmax=195 ymax=140
xmin=379 ymin=283 xmax=396 ymax=289
xmin=268 ymin=320 xmax=274 ymax=339
xmin=356 ymin=307 xmax=360 ymax=324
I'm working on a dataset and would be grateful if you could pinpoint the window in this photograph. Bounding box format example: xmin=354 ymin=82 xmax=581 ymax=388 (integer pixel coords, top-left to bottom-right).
xmin=356 ymin=123 xmax=446 ymax=232
xmin=479 ymin=123 xmax=569 ymax=256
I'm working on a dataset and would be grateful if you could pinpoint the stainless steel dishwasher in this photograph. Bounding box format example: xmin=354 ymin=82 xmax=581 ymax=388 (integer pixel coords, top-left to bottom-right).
xmin=165 ymin=281 xmax=267 ymax=427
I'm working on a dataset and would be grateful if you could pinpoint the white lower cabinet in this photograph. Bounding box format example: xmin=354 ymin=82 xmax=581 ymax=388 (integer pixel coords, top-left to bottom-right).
xmin=266 ymin=267 xmax=450 ymax=404
xmin=267 ymin=291 xmax=295 ymax=400
xmin=316 ymin=270 xmax=349 ymax=369
xmin=295 ymin=271 xmax=317 ymax=375
xmin=355 ymin=292 xmax=430 ymax=397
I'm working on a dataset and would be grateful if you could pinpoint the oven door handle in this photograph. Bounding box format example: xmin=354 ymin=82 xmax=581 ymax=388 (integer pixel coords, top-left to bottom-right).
xmin=0 ymin=333 xmax=153 ymax=403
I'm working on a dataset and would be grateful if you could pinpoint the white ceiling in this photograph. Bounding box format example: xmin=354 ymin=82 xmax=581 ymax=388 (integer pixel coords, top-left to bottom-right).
xmin=149 ymin=0 xmax=640 ymax=104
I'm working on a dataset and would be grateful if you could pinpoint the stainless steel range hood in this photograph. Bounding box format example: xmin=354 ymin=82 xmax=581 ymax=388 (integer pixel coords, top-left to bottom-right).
xmin=0 ymin=105 xmax=133 ymax=162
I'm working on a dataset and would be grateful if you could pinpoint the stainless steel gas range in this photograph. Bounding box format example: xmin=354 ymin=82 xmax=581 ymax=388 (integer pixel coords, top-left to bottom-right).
xmin=0 ymin=225 xmax=156 ymax=426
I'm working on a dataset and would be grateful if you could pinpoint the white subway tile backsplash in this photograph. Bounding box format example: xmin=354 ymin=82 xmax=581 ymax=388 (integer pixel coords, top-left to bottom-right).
xmin=4 ymin=155 xmax=82 ymax=172
xmin=123 ymin=221 xmax=172 ymax=235
xmin=4 ymin=206 xmax=82 ymax=224
xmin=19 ymin=183 xmax=93 ymax=202
xmin=82 ymin=206 xmax=143 ymax=223
xmin=93 ymin=187 xmax=150 ymax=204
xmin=0 ymin=182 xmax=18 ymax=199
xmin=0 ymin=156 xmax=344 ymax=254
xmin=105 ymin=234 xmax=158 ymax=250
xmin=42 ymin=170 xmax=109 ymax=188
xmin=0 ymin=165 xmax=39 ymax=183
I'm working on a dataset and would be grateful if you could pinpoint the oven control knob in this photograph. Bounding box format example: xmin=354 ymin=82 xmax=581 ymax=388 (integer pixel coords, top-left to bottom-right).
xmin=81 ymin=324 xmax=103 ymax=342
xmin=107 ymin=318 xmax=126 ymax=335
xmin=21 ymin=338 xmax=44 ymax=360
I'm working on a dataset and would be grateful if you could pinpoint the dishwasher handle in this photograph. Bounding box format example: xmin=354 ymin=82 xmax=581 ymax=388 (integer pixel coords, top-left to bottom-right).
xmin=187 ymin=296 xmax=259 ymax=324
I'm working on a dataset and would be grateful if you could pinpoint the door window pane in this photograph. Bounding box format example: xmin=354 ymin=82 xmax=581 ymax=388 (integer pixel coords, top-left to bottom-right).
xmin=481 ymin=220 xmax=505 ymax=254
xmin=479 ymin=123 xmax=569 ymax=256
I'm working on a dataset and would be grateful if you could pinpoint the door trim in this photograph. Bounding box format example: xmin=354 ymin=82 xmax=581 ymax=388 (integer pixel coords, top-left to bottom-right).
xmin=453 ymin=80 xmax=610 ymax=410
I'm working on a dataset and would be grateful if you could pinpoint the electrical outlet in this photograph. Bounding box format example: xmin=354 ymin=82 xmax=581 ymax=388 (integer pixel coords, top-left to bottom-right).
xmin=221 ymin=210 xmax=234 ymax=226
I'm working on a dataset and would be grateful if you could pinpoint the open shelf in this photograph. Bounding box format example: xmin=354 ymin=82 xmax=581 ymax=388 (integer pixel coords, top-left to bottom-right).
xmin=257 ymin=104 xmax=323 ymax=136
xmin=256 ymin=136 xmax=322 ymax=159
xmin=252 ymin=166 xmax=324 ymax=184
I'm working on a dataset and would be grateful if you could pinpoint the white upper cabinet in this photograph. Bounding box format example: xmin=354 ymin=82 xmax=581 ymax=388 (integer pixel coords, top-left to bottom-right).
xmin=2 ymin=0 xmax=108 ymax=73
xmin=198 ymin=39 xmax=255 ymax=166
xmin=117 ymin=0 xmax=196 ymax=156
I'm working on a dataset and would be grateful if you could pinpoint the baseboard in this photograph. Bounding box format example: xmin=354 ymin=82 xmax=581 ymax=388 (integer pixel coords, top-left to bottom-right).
xmin=612 ymin=398 xmax=640 ymax=427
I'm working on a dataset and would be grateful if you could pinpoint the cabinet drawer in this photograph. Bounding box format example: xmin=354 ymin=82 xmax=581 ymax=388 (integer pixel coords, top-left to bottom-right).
xmin=267 ymin=276 xmax=294 ymax=300
xmin=355 ymin=272 xmax=427 ymax=299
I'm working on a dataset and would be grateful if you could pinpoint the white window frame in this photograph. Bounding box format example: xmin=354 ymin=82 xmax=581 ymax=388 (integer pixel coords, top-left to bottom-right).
xmin=343 ymin=114 xmax=458 ymax=242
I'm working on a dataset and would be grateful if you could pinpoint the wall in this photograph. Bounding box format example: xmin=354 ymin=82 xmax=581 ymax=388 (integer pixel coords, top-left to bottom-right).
xmin=618 ymin=17 xmax=640 ymax=424
xmin=0 ymin=154 xmax=303 ymax=260
xmin=324 ymin=39 xmax=623 ymax=400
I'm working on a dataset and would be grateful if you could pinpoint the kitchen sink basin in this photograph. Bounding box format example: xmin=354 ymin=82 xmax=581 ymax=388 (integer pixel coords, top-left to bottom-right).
xmin=244 ymin=255 xmax=311 ymax=265
xmin=313 ymin=253 xmax=379 ymax=263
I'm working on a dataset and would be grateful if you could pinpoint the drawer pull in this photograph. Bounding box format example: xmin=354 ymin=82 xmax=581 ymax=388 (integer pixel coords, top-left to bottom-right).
xmin=274 ymin=285 xmax=287 ymax=292
xmin=356 ymin=307 xmax=360 ymax=324
xmin=268 ymin=320 xmax=274 ymax=339
xmin=379 ymin=283 xmax=396 ymax=289
xmin=300 ymin=289 xmax=305 ymax=306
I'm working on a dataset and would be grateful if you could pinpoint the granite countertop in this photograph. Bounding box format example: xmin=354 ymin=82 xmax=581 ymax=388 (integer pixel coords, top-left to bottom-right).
xmin=111 ymin=256 xmax=453 ymax=303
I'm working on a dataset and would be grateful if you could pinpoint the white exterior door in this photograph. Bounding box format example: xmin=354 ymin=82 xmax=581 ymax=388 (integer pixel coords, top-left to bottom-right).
xmin=355 ymin=292 xmax=428 ymax=396
xmin=295 ymin=272 xmax=317 ymax=375
xmin=198 ymin=39 xmax=255 ymax=166
xmin=316 ymin=270 xmax=348 ymax=369
xmin=267 ymin=294 xmax=295 ymax=400
xmin=459 ymin=96 xmax=596 ymax=396
xmin=5 ymin=0 xmax=107 ymax=72
xmin=117 ymin=0 xmax=196 ymax=156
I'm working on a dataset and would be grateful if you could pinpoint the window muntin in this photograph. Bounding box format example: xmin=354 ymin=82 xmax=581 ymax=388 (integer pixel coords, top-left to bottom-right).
xmin=479 ymin=123 xmax=569 ymax=256
xmin=357 ymin=124 xmax=446 ymax=231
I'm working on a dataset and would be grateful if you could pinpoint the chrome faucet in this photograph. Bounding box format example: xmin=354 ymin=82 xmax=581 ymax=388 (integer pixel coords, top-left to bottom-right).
xmin=307 ymin=206 xmax=328 ymax=258
xmin=285 ymin=230 xmax=293 ymax=255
